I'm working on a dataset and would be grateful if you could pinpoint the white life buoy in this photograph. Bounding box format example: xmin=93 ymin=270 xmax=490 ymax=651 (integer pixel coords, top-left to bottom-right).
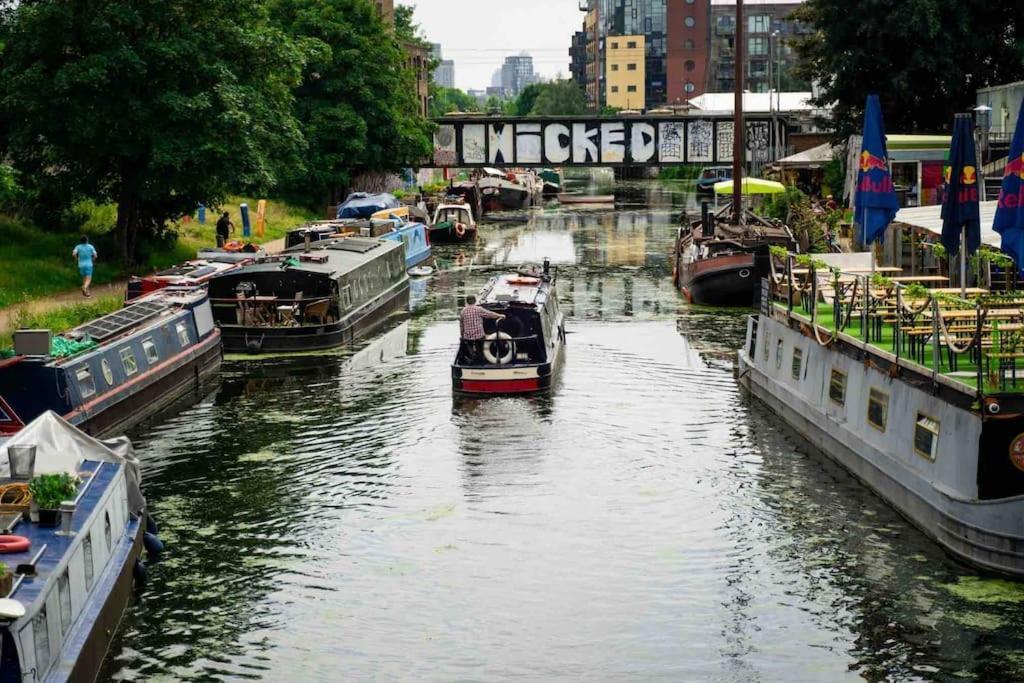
xmin=739 ymin=268 xmax=752 ymax=278
xmin=483 ymin=331 xmax=515 ymax=365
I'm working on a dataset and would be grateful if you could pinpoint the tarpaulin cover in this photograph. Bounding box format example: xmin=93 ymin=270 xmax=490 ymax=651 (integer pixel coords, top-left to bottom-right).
xmin=0 ymin=411 xmax=146 ymax=516
xmin=336 ymin=193 xmax=400 ymax=219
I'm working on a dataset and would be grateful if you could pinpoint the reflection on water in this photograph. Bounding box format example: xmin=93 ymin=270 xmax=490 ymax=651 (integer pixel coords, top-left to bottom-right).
xmin=107 ymin=181 xmax=1024 ymax=681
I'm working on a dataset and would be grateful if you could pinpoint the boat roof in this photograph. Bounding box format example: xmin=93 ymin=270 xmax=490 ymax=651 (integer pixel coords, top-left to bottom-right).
xmin=233 ymin=236 xmax=403 ymax=277
xmin=480 ymin=272 xmax=553 ymax=309
xmin=66 ymin=287 xmax=205 ymax=344
xmin=147 ymin=259 xmax=239 ymax=280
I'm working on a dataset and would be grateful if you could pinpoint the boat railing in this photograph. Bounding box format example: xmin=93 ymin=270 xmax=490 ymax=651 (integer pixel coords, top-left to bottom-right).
xmin=767 ymin=249 xmax=1024 ymax=400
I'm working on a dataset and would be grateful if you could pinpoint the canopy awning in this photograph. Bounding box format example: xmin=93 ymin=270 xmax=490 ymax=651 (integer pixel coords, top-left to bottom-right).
xmin=894 ymin=201 xmax=1000 ymax=248
xmin=778 ymin=142 xmax=841 ymax=169
xmin=714 ymin=178 xmax=786 ymax=195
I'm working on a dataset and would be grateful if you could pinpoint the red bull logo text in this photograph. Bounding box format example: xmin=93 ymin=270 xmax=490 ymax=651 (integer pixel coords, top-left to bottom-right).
xmin=998 ymin=184 xmax=1024 ymax=209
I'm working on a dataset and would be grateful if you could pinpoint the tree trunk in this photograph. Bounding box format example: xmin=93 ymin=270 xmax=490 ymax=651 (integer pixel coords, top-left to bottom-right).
xmin=115 ymin=192 xmax=140 ymax=266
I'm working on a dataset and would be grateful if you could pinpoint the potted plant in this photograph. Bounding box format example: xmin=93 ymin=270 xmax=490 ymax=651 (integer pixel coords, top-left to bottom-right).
xmin=28 ymin=473 xmax=78 ymax=528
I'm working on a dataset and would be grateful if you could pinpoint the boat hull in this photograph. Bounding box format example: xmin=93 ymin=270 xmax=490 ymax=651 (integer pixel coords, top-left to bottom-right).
xmin=679 ymin=253 xmax=758 ymax=307
xmin=739 ymin=314 xmax=1024 ymax=578
xmin=480 ymin=183 xmax=529 ymax=211
xmin=452 ymin=362 xmax=555 ymax=395
xmin=428 ymin=225 xmax=477 ymax=244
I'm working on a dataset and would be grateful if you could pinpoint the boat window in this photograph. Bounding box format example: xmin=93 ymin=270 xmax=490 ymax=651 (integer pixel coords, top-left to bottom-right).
xmin=33 ymin=606 xmax=50 ymax=671
xmin=914 ymin=413 xmax=940 ymax=461
xmin=104 ymin=510 xmax=112 ymax=554
xmin=100 ymin=358 xmax=114 ymax=386
xmin=83 ymin=534 xmax=95 ymax=591
xmin=142 ymin=338 xmax=159 ymax=364
xmin=341 ymin=285 xmax=352 ymax=309
xmin=775 ymin=339 xmax=784 ymax=369
xmin=791 ymin=348 xmax=803 ymax=380
xmin=175 ymin=321 xmax=190 ymax=347
xmin=829 ymin=368 xmax=846 ymax=405
xmin=867 ymin=387 xmax=889 ymax=432
xmin=58 ymin=570 xmax=71 ymax=635
xmin=120 ymin=347 xmax=138 ymax=376
xmin=76 ymin=366 xmax=96 ymax=398
xmin=762 ymin=332 xmax=770 ymax=361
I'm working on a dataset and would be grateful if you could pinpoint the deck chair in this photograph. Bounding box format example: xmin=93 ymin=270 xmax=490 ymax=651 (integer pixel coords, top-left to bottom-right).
xmin=303 ymin=299 xmax=330 ymax=325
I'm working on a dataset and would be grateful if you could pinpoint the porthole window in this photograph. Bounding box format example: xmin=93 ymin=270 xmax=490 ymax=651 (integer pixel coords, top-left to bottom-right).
xmin=914 ymin=414 xmax=940 ymax=461
xmin=76 ymin=366 xmax=95 ymax=398
xmin=83 ymin=534 xmax=95 ymax=591
xmin=175 ymin=321 xmax=190 ymax=347
xmin=775 ymin=339 xmax=784 ymax=369
xmin=867 ymin=387 xmax=889 ymax=432
xmin=791 ymin=348 xmax=803 ymax=380
xmin=33 ymin=607 xmax=50 ymax=670
xmin=684 ymin=82 xmax=696 ymax=93
xmin=142 ymin=338 xmax=159 ymax=364
xmin=120 ymin=347 xmax=138 ymax=376
xmin=100 ymin=358 xmax=114 ymax=386
xmin=58 ymin=570 xmax=71 ymax=635
xmin=829 ymin=368 xmax=847 ymax=405
xmin=685 ymin=16 xmax=696 ymax=28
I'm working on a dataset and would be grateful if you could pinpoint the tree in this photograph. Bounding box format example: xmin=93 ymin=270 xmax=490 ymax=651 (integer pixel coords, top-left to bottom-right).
xmin=794 ymin=0 xmax=1024 ymax=139
xmin=0 ymin=0 xmax=305 ymax=262
xmin=529 ymin=80 xmax=587 ymax=116
xmin=430 ymin=86 xmax=480 ymax=117
xmin=273 ymin=0 xmax=433 ymax=203
xmin=508 ymin=83 xmax=544 ymax=117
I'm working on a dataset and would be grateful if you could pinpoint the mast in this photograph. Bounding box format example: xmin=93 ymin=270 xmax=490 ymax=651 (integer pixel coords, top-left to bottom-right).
xmin=732 ymin=0 xmax=745 ymax=224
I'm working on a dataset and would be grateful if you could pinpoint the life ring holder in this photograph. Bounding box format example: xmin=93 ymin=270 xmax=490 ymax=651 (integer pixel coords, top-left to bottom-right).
xmin=0 ymin=536 xmax=30 ymax=554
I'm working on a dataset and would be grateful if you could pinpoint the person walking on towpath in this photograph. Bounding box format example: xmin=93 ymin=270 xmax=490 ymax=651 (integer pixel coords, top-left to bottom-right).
xmin=459 ymin=295 xmax=504 ymax=361
xmin=72 ymin=236 xmax=97 ymax=297
xmin=215 ymin=211 xmax=235 ymax=248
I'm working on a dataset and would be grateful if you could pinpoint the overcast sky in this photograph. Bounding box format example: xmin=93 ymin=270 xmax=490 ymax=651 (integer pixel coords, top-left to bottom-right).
xmin=400 ymin=0 xmax=582 ymax=91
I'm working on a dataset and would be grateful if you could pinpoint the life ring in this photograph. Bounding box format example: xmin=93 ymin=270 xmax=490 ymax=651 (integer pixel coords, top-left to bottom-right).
xmin=0 ymin=535 xmax=30 ymax=553
xmin=738 ymin=268 xmax=751 ymax=278
xmin=507 ymin=276 xmax=540 ymax=286
xmin=483 ymin=331 xmax=515 ymax=365
xmin=454 ymin=222 xmax=467 ymax=237
xmin=224 ymin=240 xmax=244 ymax=252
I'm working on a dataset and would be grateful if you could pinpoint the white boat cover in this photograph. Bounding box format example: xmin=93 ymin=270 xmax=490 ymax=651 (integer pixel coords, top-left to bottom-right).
xmin=0 ymin=412 xmax=146 ymax=516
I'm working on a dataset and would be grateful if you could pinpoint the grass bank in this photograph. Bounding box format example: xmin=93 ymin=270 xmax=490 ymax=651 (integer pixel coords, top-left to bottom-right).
xmin=0 ymin=295 xmax=123 ymax=349
xmin=0 ymin=195 xmax=317 ymax=310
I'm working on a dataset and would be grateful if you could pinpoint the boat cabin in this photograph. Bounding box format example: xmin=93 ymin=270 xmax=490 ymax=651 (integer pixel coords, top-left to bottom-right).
xmin=125 ymin=258 xmax=248 ymax=302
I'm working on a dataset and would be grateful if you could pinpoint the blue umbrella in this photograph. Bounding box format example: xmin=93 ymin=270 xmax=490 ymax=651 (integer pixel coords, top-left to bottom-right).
xmin=941 ymin=113 xmax=981 ymax=296
xmin=994 ymin=105 xmax=1024 ymax=277
xmin=855 ymin=95 xmax=900 ymax=246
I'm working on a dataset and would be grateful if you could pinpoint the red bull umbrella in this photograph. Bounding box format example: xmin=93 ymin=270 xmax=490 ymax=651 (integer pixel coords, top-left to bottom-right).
xmin=854 ymin=95 xmax=900 ymax=245
xmin=940 ymin=113 xmax=981 ymax=257
xmin=994 ymin=105 xmax=1024 ymax=275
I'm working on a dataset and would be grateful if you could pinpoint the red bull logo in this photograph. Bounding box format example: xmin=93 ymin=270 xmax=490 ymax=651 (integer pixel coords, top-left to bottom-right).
xmin=962 ymin=165 xmax=977 ymax=185
xmin=859 ymin=150 xmax=888 ymax=173
xmin=1005 ymin=153 xmax=1024 ymax=181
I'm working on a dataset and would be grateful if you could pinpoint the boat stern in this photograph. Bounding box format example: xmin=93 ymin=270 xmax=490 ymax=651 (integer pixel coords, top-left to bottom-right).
xmin=451 ymin=364 xmax=552 ymax=395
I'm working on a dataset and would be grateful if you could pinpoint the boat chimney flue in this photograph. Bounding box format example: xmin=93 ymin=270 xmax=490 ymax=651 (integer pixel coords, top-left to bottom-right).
xmin=304 ymin=230 xmax=311 ymax=253
xmin=701 ymin=202 xmax=713 ymax=237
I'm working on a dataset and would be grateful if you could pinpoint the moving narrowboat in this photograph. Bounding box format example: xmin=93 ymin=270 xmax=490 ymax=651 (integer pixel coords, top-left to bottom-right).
xmin=451 ymin=260 xmax=565 ymax=395
xmin=429 ymin=202 xmax=477 ymax=244
xmin=0 ymin=411 xmax=153 ymax=683
xmin=674 ymin=204 xmax=795 ymax=307
xmin=207 ymin=236 xmax=409 ymax=354
xmin=125 ymin=257 xmax=254 ymax=302
xmin=0 ymin=288 xmax=222 ymax=438
xmin=477 ymin=168 xmax=531 ymax=212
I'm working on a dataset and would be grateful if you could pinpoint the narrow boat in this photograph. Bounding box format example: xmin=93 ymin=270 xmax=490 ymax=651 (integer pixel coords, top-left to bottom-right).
xmin=196 ymin=243 xmax=266 ymax=263
xmin=477 ymin=168 xmax=530 ymax=212
xmin=429 ymin=202 xmax=477 ymax=243
xmin=539 ymin=169 xmax=561 ymax=197
xmin=738 ymin=257 xmax=1024 ymax=578
xmin=207 ymin=236 xmax=409 ymax=354
xmin=285 ymin=206 xmax=431 ymax=270
xmin=673 ymin=204 xmax=795 ymax=307
xmin=0 ymin=287 xmax=222 ymax=438
xmin=125 ymin=257 xmax=254 ymax=302
xmin=0 ymin=411 xmax=152 ymax=683
xmin=336 ymin=192 xmax=400 ymax=219
xmin=451 ymin=260 xmax=565 ymax=395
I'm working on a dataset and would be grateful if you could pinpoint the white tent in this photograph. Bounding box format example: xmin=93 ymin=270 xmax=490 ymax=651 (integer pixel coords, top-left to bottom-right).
xmin=0 ymin=412 xmax=145 ymax=515
xmin=894 ymin=201 xmax=1001 ymax=249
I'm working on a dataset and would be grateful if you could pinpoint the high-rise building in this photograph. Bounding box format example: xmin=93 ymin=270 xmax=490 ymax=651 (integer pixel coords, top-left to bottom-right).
xmin=605 ymin=35 xmax=645 ymax=110
xmin=569 ymin=30 xmax=587 ymax=87
xmin=598 ymin=0 xmax=667 ymax=106
xmin=430 ymin=43 xmax=455 ymax=88
xmin=501 ymin=54 xmax=537 ymax=97
xmin=666 ymin=0 xmax=712 ymax=103
xmin=707 ymin=0 xmax=809 ymax=94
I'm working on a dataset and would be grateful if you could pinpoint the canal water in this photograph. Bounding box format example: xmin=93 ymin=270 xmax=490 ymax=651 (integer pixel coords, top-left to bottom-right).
xmin=107 ymin=181 xmax=1024 ymax=681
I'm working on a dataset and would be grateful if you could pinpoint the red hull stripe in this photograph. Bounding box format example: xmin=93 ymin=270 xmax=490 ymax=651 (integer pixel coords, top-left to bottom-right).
xmin=460 ymin=378 xmax=541 ymax=393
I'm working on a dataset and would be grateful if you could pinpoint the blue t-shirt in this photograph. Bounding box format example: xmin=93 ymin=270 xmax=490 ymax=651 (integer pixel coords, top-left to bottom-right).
xmin=73 ymin=244 xmax=97 ymax=267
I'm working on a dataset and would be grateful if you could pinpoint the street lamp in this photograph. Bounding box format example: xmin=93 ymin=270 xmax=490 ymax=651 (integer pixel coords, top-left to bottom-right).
xmin=974 ymin=104 xmax=992 ymax=162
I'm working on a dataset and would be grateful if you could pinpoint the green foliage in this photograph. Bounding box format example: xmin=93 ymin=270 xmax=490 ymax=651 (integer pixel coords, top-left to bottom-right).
xmin=769 ymin=245 xmax=791 ymax=261
xmin=429 ymin=86 xmax=480 ymax=117
xmin=658 ymin=166 xmax=702 ymax=181
xmin=1 ymin=296 xmax=123 ymax=349
xmin=760 ymin=186 xmax=806 ymax=221
xmin=529 ymin=80 xmax=587 ymax=116
xmin=794 ymin=0 xmax=1024 ymax=139
xmin=904 ymin=283 xmax=929 ymax=300
xmin=871 ymin=272 xmax=893 ymax=288
xmin=273 ymin=0 xmax=432 ymax=202
xmin=822 ymin=157 xmax=844 ymax=197
xmin=930 ymin=243 xmax=948 ymax=261
xmin=393 ymin=4 xmax=427 ymax=46
xmin=28 ymin=473 xmax=79 ymax=510
xmin=508 ymin=83 xmax=544 ymax=117
xmin=0 ymin=0 xmax=306 ymax=263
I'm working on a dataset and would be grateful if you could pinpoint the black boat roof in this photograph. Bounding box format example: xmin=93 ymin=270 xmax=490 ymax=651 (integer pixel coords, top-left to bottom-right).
xmin=218 ymin=237 xmax=402 ymax=279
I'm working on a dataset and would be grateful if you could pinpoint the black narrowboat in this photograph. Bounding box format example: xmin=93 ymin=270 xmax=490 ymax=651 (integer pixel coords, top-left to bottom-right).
xmin=451 ymin=260 xmax=565 ymax=395
xmin=207 ymin=236 xmax=409 ymax=354
xmin=0 ymin=287 xmax=222 ymax=438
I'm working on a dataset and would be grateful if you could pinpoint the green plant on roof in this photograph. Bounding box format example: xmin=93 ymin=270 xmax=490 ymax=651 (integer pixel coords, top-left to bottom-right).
xmin=28 ymin=473 xmax=78 ymax=511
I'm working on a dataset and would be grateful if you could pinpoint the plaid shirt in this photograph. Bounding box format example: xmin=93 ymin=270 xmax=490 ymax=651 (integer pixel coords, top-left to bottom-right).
xmin=460 ymin=304 xmax=501 ymax=340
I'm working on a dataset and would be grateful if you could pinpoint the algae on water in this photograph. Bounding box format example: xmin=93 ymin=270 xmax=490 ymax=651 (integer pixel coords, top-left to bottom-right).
xmin=943 ymin=576 xmax=1024 ymax=604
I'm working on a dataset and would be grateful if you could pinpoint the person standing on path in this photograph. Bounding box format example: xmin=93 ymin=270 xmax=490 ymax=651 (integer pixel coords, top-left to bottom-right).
xmin=72 ymin=236 xmax=97 ymax=297
xmin=215 ymin=211 xmax=234 ymax=248
xmin=459 ymin=295 xmax=504 ymax=361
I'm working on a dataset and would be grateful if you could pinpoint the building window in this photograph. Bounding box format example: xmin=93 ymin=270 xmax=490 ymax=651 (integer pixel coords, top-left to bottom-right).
xmin=611 ymin=41 xmax=619 ymax=49
xmin=611 ymin=85 xmax=620 ymax=93
xmin=749 ymin=14 xmax=770 ymax=33
xmin=33 ymin=607 xmax=50 ymax=671
xmin=684 ymin=16 xmax=696 ymax=28
xmin=684 ymin=81 xmax=696 ymax=93
xmin=120 ymin=347 xmax=138 ymax=376
xmin=791 ymin=348 xmax=803 ymax=380
xmin=775 ymin=339 xmax=784 ymax=369
xmin=83 ymin=534 xmax=95 ymax=591
xmin=867 ymin=387 xmax=889 ymax=432
xmin=76 ymin=366 xmax=95 ymax=399
xmin=627 ymin=63 xmax=637 ymax=71
xmin=750 ymin=60 xmax=768 ymax=77
xmin=684 ymin=39 xmax=695 ymax=49
xmin=627 ymin=85 xmax=637 ymax=92
xmin=716 ymin=16 xmax=735 ymax=35
xmin=626 ymin=41 xmax=637 ymax=49
xmin=829 ymin=369 xmax=847 ymax=405
xmin=142 ymin=338 xmax=159 ymax=364
xmin=685 ymin=60 xmax=696 ymax=72
xmin=175 ymin=321 xmax=190 ymax=347
xmin=749 ymin=37 xmax=769 ymax=56
xmin=58 ymin=571 xmax=71 ymax=635
xmin=611 ymin=63 xmax=619 ymax=71
xmin=914 ymin=414 xmax=940 ymax=461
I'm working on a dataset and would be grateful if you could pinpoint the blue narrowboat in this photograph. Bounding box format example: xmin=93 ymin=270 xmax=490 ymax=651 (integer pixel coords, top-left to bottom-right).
xmin=0 ymin=411 xmax=152 ymax=683
xmin=0 ymin=288 xmax=222 ymax=438
xmin=286 ymin=205 xmax=431 ymax=271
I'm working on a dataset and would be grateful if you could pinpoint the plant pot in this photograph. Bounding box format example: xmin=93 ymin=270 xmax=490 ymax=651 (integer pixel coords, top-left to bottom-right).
xmin=36 ymin=508 xmax=60 ymax=528
xmin=0 ymin=571 xmax=12 ymax=597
